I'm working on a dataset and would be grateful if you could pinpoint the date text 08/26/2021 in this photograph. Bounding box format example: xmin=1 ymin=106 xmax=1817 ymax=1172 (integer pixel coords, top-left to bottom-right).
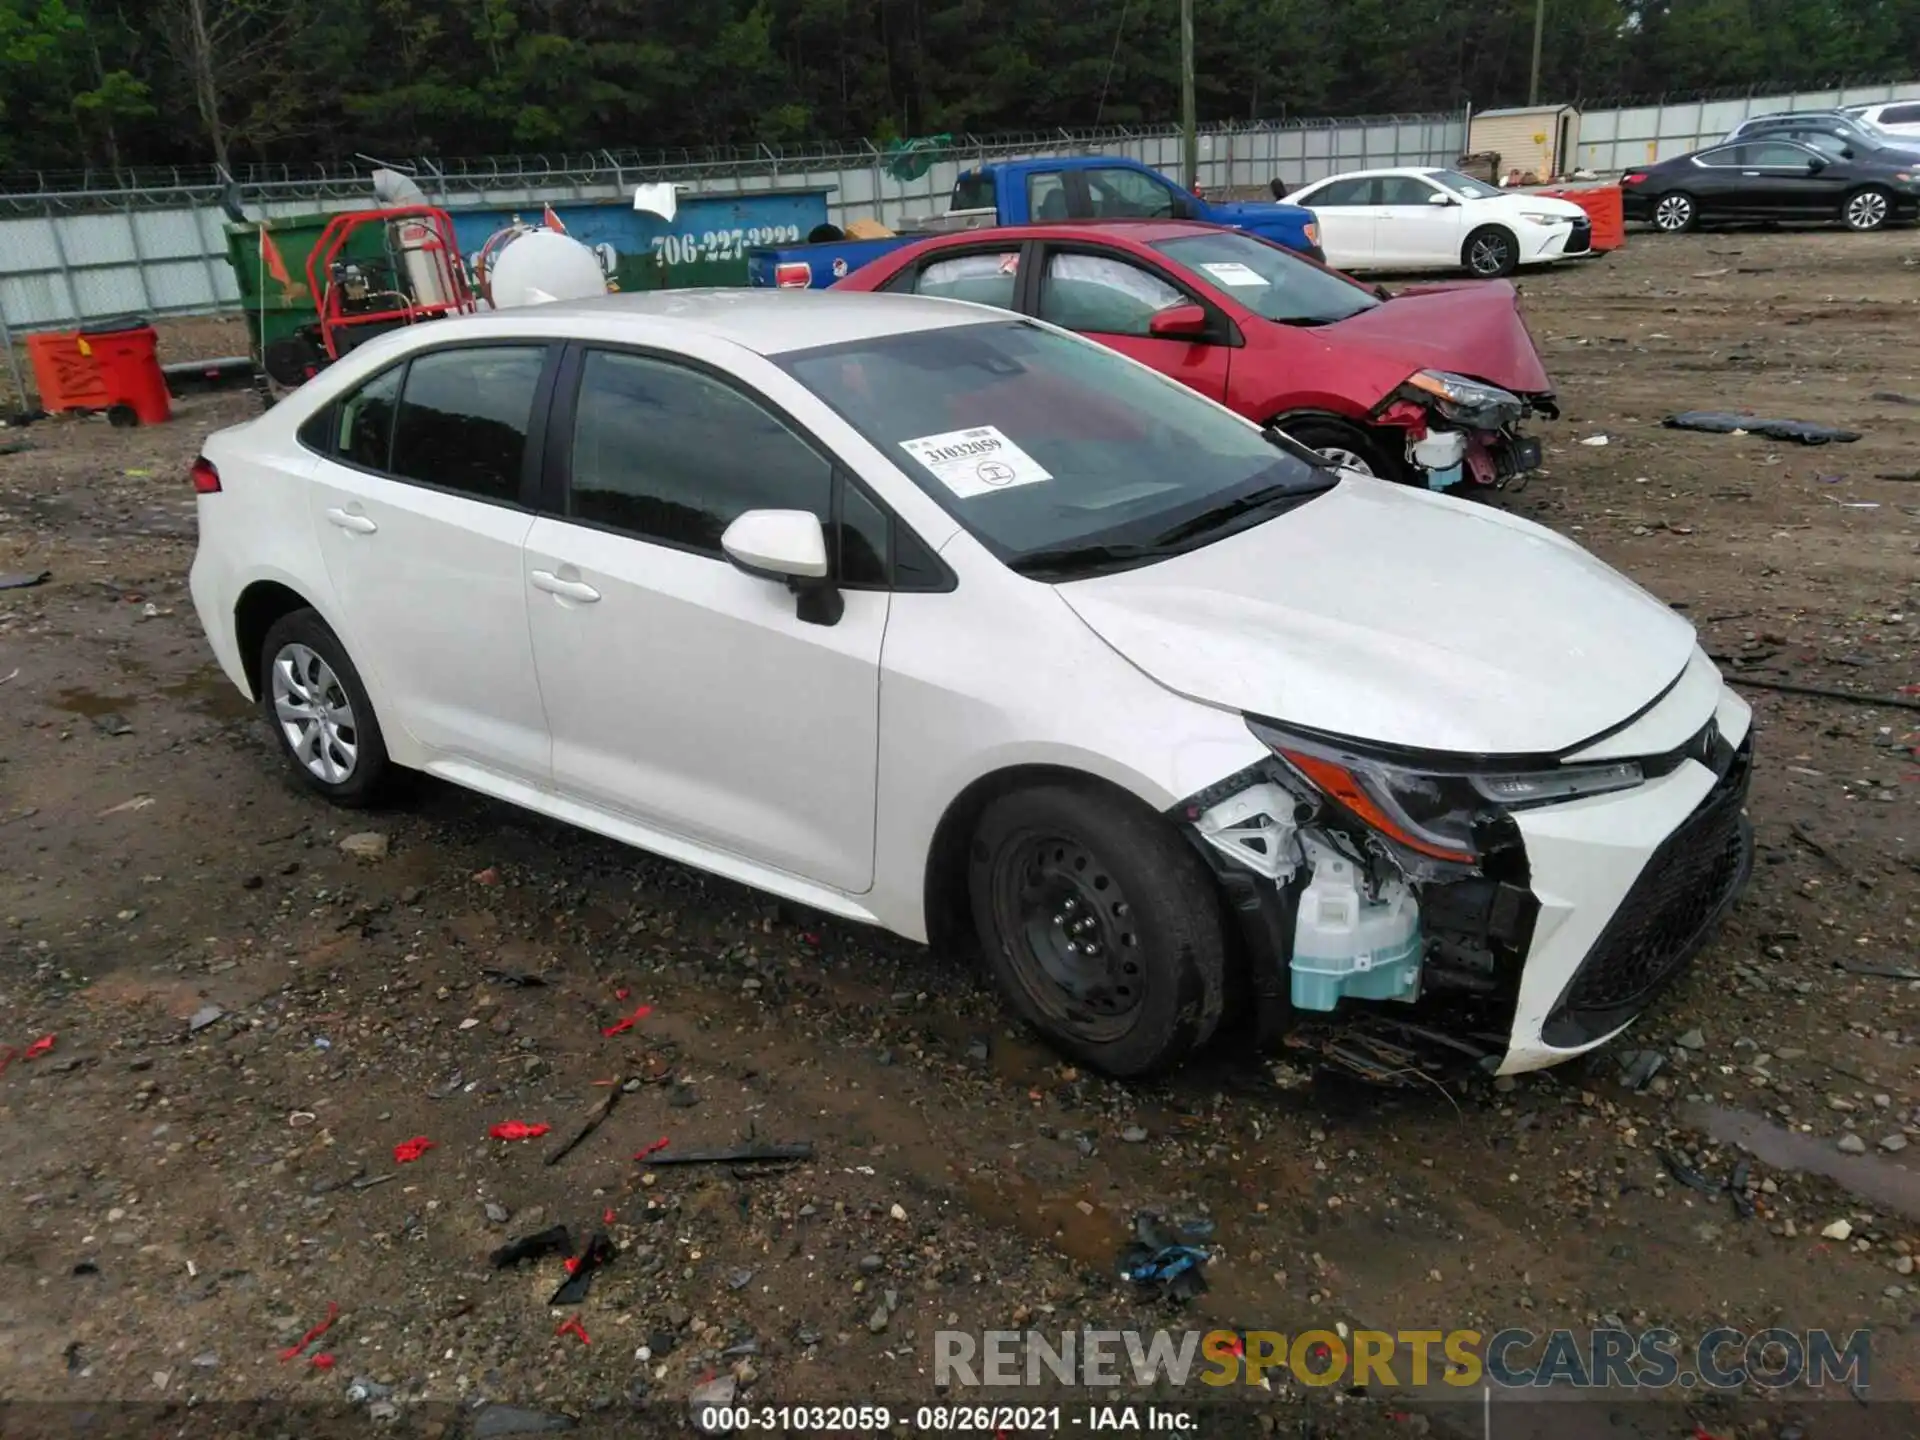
xmin=693 ymin=1405 xmax=1192 ymax=1432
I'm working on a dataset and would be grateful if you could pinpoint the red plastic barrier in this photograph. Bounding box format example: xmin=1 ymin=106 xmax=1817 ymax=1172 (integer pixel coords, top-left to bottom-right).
xmin=25 ymin=332 xmax=110 ymax=412
xmin=1536 ymin=184 xmax=1626 ymax=252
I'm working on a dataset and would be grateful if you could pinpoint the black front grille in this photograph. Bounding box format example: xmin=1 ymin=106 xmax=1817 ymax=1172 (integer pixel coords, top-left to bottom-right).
xmin=1541 ymin=738 xmax=1754 ymax=1047
xmin=1563 ymin=220 xmax=1593 ymax=255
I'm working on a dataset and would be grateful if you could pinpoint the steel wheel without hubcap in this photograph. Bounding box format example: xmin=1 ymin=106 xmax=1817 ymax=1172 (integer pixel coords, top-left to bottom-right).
xmin=1466 ymin=230 xmax=1516 ymax=277
xmin=1653 ymin=195 xmax=1694 ymax=232
xmin=990 ymin=832 xmax=1145 ymax=1044
xmin=271 ymin=642 xmax=358 ymax=784
xmin=1845 ymin=189 xmax=1890 ymax=232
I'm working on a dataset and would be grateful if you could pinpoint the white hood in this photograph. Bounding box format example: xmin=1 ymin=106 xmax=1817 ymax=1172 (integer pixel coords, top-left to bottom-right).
xmin=1055 ymin=479 xmax=1698 ymax=756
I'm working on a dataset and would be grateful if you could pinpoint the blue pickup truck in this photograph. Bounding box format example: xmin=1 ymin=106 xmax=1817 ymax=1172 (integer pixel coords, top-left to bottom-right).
xmin=747 ymin=154 xmax=1324 ymax=288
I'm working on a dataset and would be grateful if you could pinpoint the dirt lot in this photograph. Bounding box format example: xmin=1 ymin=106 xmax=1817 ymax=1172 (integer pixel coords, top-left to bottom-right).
xmin=1 ymin=230 xmax=1918 ymax=1439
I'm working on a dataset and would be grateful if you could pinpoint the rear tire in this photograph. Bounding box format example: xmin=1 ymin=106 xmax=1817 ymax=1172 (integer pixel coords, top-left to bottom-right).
xmin=1843 ymin=186 xmax=1892 ymax=232
xmin=1651 ymin=192 xmax=1697 ymax=233
xmin=966 ymin=781 xmax=1227 ymax=1078
xmin=1276 ymin=415 xmax=1406 ymax=483
xmin=258 ymin=609 xmax=393 ymax=808
xmin=1463 ymin=225 xmax=1519 ymax=277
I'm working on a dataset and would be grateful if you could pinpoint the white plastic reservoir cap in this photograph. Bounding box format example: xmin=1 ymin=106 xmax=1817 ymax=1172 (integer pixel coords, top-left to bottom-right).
xmin=487 ymin=230 xmax=609 ymax=309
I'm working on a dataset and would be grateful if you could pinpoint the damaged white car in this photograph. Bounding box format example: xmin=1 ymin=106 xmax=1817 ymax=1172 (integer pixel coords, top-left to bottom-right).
xmin=188 ymin=290 xmax=1754 ymax=1083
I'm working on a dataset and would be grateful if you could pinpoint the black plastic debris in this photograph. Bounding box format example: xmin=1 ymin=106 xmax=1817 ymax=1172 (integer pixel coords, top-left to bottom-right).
xmin=1730 ymin=1160 xmax=1756 ymax=1219
xmin=489 ymin=1224 xmax=573 ymax=1269
xmin=71 ymin=1261 xmax=100 ymax=1277
xmin=480 ymin=967 xmax=549 ymax=987
xmin=0 ymin=570 xmax=51 ymax=590
xmin=1656 ymin=1147 xmax=1721 ymax=1194
xmin=1117 ymin=1213 xmax=1212 ymax=1301
xmin=548 ymin=1230 xmax=615 ymax=1304
xmin=1664 ymin=411 xmax=1861 ymax=445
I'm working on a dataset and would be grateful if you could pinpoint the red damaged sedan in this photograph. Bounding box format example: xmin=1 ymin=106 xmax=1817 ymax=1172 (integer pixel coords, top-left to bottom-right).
xmin=834 ymin=220 xmax=1557 ymax=489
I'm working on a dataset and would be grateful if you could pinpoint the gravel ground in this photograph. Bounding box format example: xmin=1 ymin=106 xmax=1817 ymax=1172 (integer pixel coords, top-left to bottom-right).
xmin=1 ymin=229 xmax=1918 ymax=1439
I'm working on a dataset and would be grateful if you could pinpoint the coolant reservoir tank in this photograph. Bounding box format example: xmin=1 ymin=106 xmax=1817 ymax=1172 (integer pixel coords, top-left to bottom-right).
xmin=487 ymin=229 xmax=610 ymax=309
xmin=1289 ymin=839 xmax=1422 ymax=1012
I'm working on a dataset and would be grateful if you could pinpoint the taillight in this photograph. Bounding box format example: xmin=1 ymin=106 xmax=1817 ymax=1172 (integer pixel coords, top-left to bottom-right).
xmin=1621 ymin=172 xmax=1648 ymax=186
xmin=191 ymin=457 xmax=221 ymax=494
xmin=773 ymin=262 xmax=812 ymax=289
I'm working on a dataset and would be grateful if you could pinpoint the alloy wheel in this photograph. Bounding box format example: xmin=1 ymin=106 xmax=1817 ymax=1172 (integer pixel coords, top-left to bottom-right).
xmin=1315 ymin=445 xmax=1376 ymax=476
xmin=991 ymin=832 xmax=1146 ymax=1042
xmin=1467 ymin=233 xmax=1514 ymax=276
xmin=270 ymin=642 xmax=359 ymax=784
xmin=1653 ymin=195 xmax=1693 ymax=232
xmin=1846 ymin=190 xmax=1889 ymax=231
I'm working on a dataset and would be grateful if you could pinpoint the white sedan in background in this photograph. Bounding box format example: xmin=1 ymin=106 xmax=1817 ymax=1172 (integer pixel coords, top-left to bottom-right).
xmin=189 ymin=290 xmax=1753 ymax=1084
xmin=1841 ymin=100 xmax=1920 ymax=138
xmin=1288 ymin=167 xmax=1595 ymax=278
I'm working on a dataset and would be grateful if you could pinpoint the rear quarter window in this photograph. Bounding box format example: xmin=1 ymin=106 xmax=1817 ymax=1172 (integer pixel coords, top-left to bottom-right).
xmin=951 ymin=174 xmax=994 ymax=211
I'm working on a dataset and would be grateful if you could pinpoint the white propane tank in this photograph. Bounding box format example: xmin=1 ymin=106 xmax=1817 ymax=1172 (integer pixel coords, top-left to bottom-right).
xmin=393 ymin=217 xmax=454 ymax=307
xmin=486 ymin=229 xmax=610 ymax=308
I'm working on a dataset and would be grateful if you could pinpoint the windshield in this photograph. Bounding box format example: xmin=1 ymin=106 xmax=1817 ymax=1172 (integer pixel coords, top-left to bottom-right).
xmin=779 ymin=320 xmax=1331 ymax=576
xmin=1151 ymin=230 xmax=1378 ymax=325
xmin=1431 ymin=169 xmax=1505 ymax=200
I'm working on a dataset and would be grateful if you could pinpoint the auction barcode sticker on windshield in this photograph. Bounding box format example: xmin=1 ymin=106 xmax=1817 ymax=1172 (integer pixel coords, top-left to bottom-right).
xmin=899 ymin=426 xmax=1052 ymax=499
xmin=1199 ymin=261 xmax=1269 ymax=287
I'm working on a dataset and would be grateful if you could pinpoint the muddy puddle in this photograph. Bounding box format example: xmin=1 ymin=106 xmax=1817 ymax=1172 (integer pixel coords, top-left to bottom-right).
xmin=1685 ymin=1102 xmax=1920 ymax=1220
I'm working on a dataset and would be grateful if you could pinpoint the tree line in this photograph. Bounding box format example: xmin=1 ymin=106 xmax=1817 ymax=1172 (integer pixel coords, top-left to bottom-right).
xmin=2 ymin=0 xmax=1916 ymax=179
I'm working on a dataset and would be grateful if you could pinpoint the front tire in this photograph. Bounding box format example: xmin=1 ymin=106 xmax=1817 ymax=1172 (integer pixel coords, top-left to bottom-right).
xmin=1652 ymin=192 xmax=1696 ymax=233
xmin=966 ymin=782 xmax=1228 ymax=1078
xmin=1463 ymin=225 xmax=1519 ymax=277
xmin=1276 ymin=415 xmax=1405 ymax=483
xmin=1843 ymin=186 xmax=1892 ymax=232
xmin=258 ymin=609 xmax=392 ymax=807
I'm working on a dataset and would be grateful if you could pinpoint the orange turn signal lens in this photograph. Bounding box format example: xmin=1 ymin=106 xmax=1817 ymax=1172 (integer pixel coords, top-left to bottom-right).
xmin=1279 ymin=749 xmax=1477 ymax=864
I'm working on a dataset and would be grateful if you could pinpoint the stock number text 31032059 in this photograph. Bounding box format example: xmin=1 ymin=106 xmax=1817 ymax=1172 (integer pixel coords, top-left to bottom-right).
xmin=652 ymin=225 xmax=805 ymax=266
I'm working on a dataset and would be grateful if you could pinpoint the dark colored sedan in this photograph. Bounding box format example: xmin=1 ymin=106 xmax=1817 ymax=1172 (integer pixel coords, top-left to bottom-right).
xmin=1623 ymin=138 xmax=1920 ymax=233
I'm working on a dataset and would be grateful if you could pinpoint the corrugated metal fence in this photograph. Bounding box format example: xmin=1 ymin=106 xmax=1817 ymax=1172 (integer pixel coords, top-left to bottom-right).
xmin=1 ymin=77 xmax=1917 ymax=355
xmin=0 ymin=113 xmax=1465 ymax=344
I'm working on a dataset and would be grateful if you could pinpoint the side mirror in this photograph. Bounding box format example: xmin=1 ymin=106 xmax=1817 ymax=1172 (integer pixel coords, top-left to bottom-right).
xmin=1426 ymin=191 xmax=1454 ymax=205
xmin=1148 ymin=302 xmax=1210 ymax=338
xmin=1809 ymin=155 xmax=1829 ymax=171
xmin=721 ymin=509 xmax=843 ymax=625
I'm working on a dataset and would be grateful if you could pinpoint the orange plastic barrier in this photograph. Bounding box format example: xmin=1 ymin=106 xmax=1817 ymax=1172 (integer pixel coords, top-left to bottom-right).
xmin=1536 ymin=184 xmax=1626 ymax=252
xmin=82 ymin=324 xmax=171 ymax=425
xmin=26 ymin=331 xmax=110 ymax=411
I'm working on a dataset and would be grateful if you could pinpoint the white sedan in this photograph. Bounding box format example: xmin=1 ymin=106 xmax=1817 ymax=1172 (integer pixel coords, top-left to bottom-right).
xmin=189 ymin=290 xmax=1753 ymax=1082
xmin=1288 ymin=167 xmax=1595 ymax=277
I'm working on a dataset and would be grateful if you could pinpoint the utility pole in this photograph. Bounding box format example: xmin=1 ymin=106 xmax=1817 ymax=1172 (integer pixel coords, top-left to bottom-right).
xmin=1180 ymin=0 xmax=1197 ymax=189
xmin=1528 ymin=0 xmax=1545 ymax=106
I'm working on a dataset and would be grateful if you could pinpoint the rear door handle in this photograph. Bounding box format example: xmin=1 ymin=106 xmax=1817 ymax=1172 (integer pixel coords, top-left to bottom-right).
xmin=325 ymin=507 xmax=377 ymax=534
xmin=530 ymin=570 xmax=601 ymax=604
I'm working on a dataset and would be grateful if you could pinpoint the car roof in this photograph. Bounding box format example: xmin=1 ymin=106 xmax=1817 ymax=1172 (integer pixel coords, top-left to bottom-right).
xmin=387 ymin=288 xmax=1003 ymax=358
xmin=1297 ymin=167 xmax=1456 ymax=184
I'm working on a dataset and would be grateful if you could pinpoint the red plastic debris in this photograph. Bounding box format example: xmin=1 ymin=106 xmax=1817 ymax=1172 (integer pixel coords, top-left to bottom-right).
xmin=310 ymin=1354 xmax=336 ymax=1370
xmin=22 ymin=1034 xmax=55 ymax=1061
xmin=392 ymin=1136 xmax=436 ymax=1163
xmin=279 ymin=1301 xmax=340 ymax=1362
xmin=472 ymin=867 xmax=502 ymax=886
xmin=801 ymin=932 xmax=821 ymax=946
xmin=614 ymin=989 xmax=630 ymax=1001
xmin=601 ymin=1004 xmax=653 ymax=1037
xmin=556 ymin=1316 xmax=590 ymax=1346
xmin=603 ymin=1208 xmax=616 ymax=1225
xmin=633 ymin=1137 xmax=670 ymax=1162
xmin=489 ymin=1121 xmax=550 ymax=1141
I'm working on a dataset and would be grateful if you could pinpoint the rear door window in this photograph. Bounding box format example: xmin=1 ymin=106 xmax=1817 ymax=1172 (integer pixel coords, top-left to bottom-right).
xmin=1882 ymin=103 xmax=1920 ymax=126
xmin=912 ymin=251 xmax=1022 ymax=310
xmin=388 ymin=346 xmax=547 ymax=503
xmin=1027 ymin=172 xmax=1069 ymax=222
xmin=1301 ymin=177 xmax=1376 ymax=206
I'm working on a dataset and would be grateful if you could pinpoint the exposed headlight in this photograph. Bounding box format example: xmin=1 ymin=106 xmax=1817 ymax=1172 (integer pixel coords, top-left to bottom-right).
xmin=1517 ymin=210 xmax=1570 ymax=226
xmin=1248 ymin=722 xmax=1646 ymax=864
xmin=1405 ymin=369 xmax=1525 ymax=429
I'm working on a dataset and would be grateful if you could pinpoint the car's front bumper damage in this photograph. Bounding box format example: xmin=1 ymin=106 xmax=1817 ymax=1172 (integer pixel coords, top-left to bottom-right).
xmin=1172 ymin=678 xmax=1755 ymax=1084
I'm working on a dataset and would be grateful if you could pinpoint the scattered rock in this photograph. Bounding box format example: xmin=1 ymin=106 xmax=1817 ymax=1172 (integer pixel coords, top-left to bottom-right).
xmin=338 ymin=832 xmax=389 ymax=860
xmin=867 ymin=1304 xmax=890 ymax=1333
xmin=1882 ymin=1134 xmax=1910 ymax=1153
xmin=1822 ymin=1219 xmax=1854 ymax=1241
xmin=187 ymin=1005 xmax=224 ymax=1034
xmin=473 ymin=1405 xmax=578 ymax=1438
xmin=1675 ymin=1029 xmax=1706 ymax=1051
xmin=484 ymin=1202 xmax=510 ymax=1225
xmin=1120 ymin=1125 xmax=1149 ymax=1143
xmin=689 ymin=1376 xmax=736 ymax=1430
xmin=1838 ymin=1134 xmax=1868 ymax=1155
xmin=858 ymin=1254 xmax=884 ymax=1274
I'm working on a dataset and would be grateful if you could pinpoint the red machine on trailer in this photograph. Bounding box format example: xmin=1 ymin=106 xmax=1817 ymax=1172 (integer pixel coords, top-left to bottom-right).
xmin=304 ymin=205 xmax=476 ymax=362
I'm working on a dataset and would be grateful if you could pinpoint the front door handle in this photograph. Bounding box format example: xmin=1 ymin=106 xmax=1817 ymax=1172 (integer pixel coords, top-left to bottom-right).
xmin=530 ymin=570 xmax=601 ymax=604
xmin=325 ymin=507 xmax=377 ymax=534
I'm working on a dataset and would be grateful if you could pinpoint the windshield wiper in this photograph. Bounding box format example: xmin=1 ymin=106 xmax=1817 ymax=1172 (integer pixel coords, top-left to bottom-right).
xmin=1008 ymin=541 xmax=1180 ymax=578
xmin=1151 ymin=480 xmax=1322 ymax=547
